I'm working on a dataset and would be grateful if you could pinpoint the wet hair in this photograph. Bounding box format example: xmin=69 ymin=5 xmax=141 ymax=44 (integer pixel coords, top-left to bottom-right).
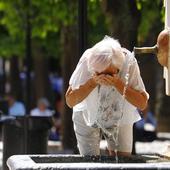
xmin=88 ymin=36 xmax=125 ymax=73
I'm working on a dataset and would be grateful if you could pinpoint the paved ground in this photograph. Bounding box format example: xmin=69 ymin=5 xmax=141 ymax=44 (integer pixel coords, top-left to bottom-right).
xmin=135 ymin=140 xmax=170 ymax=154
xmin=1 ymin=133 xmax=170 ymax=170
xmin=0 ymin=142 xmax=2 ymax=170
xmin=135 ymin=132 xmax=170 ymax=155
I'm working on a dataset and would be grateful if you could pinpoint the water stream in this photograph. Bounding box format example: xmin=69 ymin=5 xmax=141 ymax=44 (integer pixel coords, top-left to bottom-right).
xmin=93 ymin=52 xmax=135 ymax=161
xmin=82 ymin=51 xmax=135 ymax=162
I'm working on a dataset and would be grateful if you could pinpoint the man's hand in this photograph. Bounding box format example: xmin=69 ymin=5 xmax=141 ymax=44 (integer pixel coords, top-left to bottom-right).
xmin=92 ymin=74 xmax=119 ymax=86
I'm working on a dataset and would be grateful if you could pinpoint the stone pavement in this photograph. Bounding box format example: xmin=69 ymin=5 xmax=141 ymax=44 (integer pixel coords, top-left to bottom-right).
xmin=135 ymin=132 xmax=170 ymax=155
xmin=0 ymin=142 xmax=2 ymax=170
xmin=135 ymin=140 xmax=170 ymax=154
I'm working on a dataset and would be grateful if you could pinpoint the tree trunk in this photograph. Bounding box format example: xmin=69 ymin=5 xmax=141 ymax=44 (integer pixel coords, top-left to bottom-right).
xmin=0 ymin=58 xmax=6 ymax=96
xmin=157 ymin=78 xmax=170 ymax=132
xmin=32 ymin=45 xmax=52 ymax=108
xmin=61 ymin=25 xmax=78 ymax=153
xmin=101 ymin=0 xmax=140 ymax=50
xmin=101 ymin=0 xmax=163 ymax=118
xmin=9 ymin=56 xmax=23 ymax=100
xmin=137 ymin=18 xmax=163 ymax=115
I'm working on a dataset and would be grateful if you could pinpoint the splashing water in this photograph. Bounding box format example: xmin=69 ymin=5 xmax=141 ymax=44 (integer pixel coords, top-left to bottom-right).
xmin=83 ymin=52 xmax=135 ymax=161
xmin=94 ymin=52 xmax=135 ymax=160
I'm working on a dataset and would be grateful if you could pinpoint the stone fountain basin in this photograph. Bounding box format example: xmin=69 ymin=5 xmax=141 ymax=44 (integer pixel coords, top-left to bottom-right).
xmin=7 ymin=154 xmax=170 ymax=170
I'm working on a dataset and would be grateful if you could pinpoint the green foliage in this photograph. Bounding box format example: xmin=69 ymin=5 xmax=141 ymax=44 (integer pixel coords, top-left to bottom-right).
xmin=0 ymin=0 xmax=165 ymax=57
xmin=136 ymin=0 xmax=164 ymax=44
xmin=0 ymin=0 xmax=77 ymax=58
xmin=88 ymin=0 xmax=109 ymax=46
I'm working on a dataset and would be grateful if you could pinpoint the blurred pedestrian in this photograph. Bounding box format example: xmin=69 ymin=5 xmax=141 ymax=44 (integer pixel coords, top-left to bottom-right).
xmin=132 ymin=105 xmax=157 ymax=154
xmin=30 ymin=97 xmax=53 ymax=117
xmin=134 ymin=105 xmax=157 ymax=142
xmin=49 ymin=93 xmax=62 ymax=141
xmin=6 ymin=93 xmax=26 ymax=116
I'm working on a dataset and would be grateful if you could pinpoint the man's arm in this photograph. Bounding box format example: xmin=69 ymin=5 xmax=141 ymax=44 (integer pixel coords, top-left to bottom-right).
xmin=65 ymin=78 xmax=97 ymax=108
xmin=99 ymin=74 xmax=148 ymax=110
xmin=114 ymin=77 xmax=148 ymax=110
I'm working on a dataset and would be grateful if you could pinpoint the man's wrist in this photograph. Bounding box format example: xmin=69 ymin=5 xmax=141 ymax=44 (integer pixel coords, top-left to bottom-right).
xmin=114 ymin=78 xmax=125 ymax=93
xmin=88 ymin=78 xmax=97 ymax=89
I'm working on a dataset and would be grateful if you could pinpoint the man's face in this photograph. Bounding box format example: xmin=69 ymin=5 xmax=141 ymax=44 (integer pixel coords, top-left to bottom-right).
xmin=96 ymin=64 xmax=119 ymax=76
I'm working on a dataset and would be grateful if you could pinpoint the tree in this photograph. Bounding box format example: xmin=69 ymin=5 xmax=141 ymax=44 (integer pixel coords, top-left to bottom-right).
xmin=0 ymin=0 xmax=65 ymax=105
xmin=101 ymin=0 xmax=141 ymax=50
xmin=137 ymin=1 xmax=164 ymax=117
xmin=0 ymin=0 xmax=80 ymax=151
xmin=133 ymin=0 xmax=169 ymax=132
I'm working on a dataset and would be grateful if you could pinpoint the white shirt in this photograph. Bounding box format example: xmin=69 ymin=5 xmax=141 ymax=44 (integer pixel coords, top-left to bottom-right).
xmin=73 ymin=49 xmax=149 ymax=126
xmin=30 ymin=108 xmax=52 ymax=117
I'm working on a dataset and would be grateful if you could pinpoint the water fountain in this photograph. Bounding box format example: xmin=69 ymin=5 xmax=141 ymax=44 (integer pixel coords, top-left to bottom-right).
xmin=6 ymin=1 xmax=170 ymax=170
xmin=6 ymin=153 xmax=170 ymax=170
xmin=7 ymin=37 xmax=170 ymax=170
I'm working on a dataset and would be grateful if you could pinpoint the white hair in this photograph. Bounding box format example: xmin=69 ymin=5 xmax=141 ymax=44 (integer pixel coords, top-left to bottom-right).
xmin=87 ymin=36 xmax=125 ymax=73
xmin=69 ymin=36 xmax=125 ymax=90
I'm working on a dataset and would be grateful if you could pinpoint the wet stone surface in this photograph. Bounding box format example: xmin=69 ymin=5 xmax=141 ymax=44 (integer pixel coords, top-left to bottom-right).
xmin=31 ymin=154 xmax=165 ymax=163
xmin=7 ymin=154 xmax=170 ymax=170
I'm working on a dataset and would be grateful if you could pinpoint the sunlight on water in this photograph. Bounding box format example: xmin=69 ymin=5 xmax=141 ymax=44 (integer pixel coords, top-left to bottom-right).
xmin=84 ymin=52 xmax=135 ymax=160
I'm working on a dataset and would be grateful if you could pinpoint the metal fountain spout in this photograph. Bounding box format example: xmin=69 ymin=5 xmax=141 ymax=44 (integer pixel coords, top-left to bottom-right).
xmin=133 ymin=29 xmax=169 ymax=68
xmin=133 ymin=45 xmax=158 ymax=56
xmin=133 ymin=29 xmax=170 ymax=96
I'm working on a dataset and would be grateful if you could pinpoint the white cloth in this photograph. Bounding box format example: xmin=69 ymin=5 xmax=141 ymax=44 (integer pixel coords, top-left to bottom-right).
xmin=72 ymin=48 xmax=148 ymax=126
xmin=71 ymin=36 xmax=126 ymax=113
xmin=73 ymin=111 xmax=133 ymax=155
xmin=30 ymin=108 xmax=52 ymax=117
xmin=70 ymin=36 xmax=125 ymax=90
